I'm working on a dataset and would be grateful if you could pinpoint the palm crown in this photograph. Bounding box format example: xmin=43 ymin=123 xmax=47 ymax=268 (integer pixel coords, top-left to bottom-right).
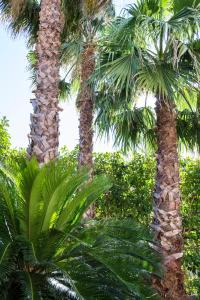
xmin=94 ymin=0 xmax=200 ymax=152
xmin=98 ymin=1 xmax=199 ymax=96
xmin=0 ymin=0 xmax=82 ymax=43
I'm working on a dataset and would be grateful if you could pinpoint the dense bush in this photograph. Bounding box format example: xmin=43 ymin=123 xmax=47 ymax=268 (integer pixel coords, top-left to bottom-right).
xmin=181 ymin=159 xmax=200 ymax=295
xmin=3 ymin=147 xmax=200 ymax=295
xmin=94 ymin=152 xmax=200 ymax=295
xmin=60 ymin=149 xmax=200 ymax=295
xmin=97 ymin=153 xmax=199 ymax=295
xmin=94 ymin=152 xmax=155 ymax=223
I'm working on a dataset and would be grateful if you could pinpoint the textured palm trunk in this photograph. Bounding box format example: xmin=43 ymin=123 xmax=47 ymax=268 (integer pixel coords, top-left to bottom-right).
xmin=78 ymin=44 xmax=95 ymax=219
xmin=27 ymin=0 xmax=62 ymax=164
xmin=152 ymin=98 xmax=187 ymax=299
xmin=78 ymin=44 xmax=95 ymax=169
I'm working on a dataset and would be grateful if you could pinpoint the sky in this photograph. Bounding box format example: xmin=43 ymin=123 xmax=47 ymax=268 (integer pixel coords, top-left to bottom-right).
xmin=0 ymin=0 xmax=133 ymax=152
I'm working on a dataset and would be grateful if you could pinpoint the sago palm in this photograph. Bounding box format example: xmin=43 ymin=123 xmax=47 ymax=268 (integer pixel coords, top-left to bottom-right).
xmin=96 ymin=1 xmax=200 ymax=298
xmin=0 ymin=158 xmax=161 ymax=299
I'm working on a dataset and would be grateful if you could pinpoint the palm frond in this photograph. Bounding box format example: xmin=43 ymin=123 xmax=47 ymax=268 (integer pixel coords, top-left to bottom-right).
xmin=0 ymin=0 xmax=40 ymax=45
xmin=0 ymin=0 xmax=83 ymax=45
xmin=0 ymin=159 xmax=161 ymax=298
xmin=177 ymin=108 xmax=200 ymax=151
xmin=173 ymin=0 xmax=200 ymax=13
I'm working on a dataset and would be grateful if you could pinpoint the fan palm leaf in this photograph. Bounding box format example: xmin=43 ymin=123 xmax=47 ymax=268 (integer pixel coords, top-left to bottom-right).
xmin=0 ymin=0 xmax=82 ymax=44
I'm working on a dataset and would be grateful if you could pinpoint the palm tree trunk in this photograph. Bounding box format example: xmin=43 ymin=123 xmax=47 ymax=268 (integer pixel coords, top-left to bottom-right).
xmin=78 ymin=44 xmax=95 ymax=219
xmin=152 ymin=97 xmax=187 ymax=299
xmin=78 ymin=44 xmax=95 ymax=170
xmin=27 ymin=0 xmax=62 ymax=164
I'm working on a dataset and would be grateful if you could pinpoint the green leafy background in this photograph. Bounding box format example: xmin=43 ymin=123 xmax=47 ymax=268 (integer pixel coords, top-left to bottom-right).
xmin=60 ymin=147 xmax=200 ymax=295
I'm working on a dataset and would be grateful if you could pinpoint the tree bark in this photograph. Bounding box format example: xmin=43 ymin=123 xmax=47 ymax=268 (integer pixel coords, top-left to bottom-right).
xmin=152 ymin=98 xmax=187 ymax=299
xmin=78 ymin=44 xmax=95 ymax=170
xmin=78 ymin=44 xmax=95 ymax=219
xmin=27 ymin=0 xmax=62 ymax=164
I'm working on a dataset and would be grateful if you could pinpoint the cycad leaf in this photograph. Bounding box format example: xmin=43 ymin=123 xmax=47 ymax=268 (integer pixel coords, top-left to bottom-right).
xmin=56 ymin=175 xmax=112 ymax=232
xmin=41 ymin=169 xmax=89 ymax=232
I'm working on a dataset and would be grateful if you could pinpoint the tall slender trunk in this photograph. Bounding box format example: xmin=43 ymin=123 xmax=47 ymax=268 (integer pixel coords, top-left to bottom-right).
xmin=78 ymin=44 xmax=95 ymax=219
xmin=152 ymin=98 xmax=187 ymax=299
xmin=27 ymin=0 xmax=62 ymax=164
xmin=78 ymin=44 xmax=95 ymax=170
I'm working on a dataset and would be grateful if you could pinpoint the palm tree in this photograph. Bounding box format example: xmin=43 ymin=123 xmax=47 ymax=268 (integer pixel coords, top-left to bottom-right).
xmin=78 ymin=1 xmax=113 ymax=171
xmin=96 ymin=1 xmax=200 ymax=298
xmin=0 ymin=0 xmax=113 ymax=166
xmin=62 ymin=1 xmax=113 ymax=171
xmin=0 ymin=0 xmax=81 ymax=43
xmin=0 ymin=158 xmax=161 ymax=299
xmin=61 ymin=1 xmax=113 ymax=218
xmin=0 ymin=0 xmax=113 ymax=167
xmin=26 ymin=0 xmax=63 ymax=163
xmin=0 ymin=0 xmax=81 ymax=163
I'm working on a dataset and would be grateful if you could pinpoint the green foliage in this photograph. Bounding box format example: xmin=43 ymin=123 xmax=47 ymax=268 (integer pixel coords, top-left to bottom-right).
xmin=173 ymin=0 xmax=200 ymax=13
xmin=177 ymin=108 xmax=200 ymax=152
xmin=0 ymin=117 xmax=11 ymax=161
xmin=60 ymin=148 xmax=200 ymax=295
xmin=0 ymin=157 xmax=160 ymax=299
xmin=0 ymin=0 xmax=40 ymax=45
xmin=181 ymin=159 xmax=200 ymax=295
xmin=95 ymin=86 xmax=156 ymax=152
xmin=94 ymin=0 xmax=200 ymax=153
xmin=60 ymin=0 xmax=114 ymax=101
xmin=94 ymin=152 xmax=155 ymax=223
xmin=94 ymin=153 xmax=200 ymax=295
xmin=95 ymin=94 xmax=200 ymax=153
xmin=97 ymin=1 xmax=200 ymax=101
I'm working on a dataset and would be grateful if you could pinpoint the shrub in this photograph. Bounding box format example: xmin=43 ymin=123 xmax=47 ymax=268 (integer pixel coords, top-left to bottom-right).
xmin=0 ymin=158 xmax=160 ymax=299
